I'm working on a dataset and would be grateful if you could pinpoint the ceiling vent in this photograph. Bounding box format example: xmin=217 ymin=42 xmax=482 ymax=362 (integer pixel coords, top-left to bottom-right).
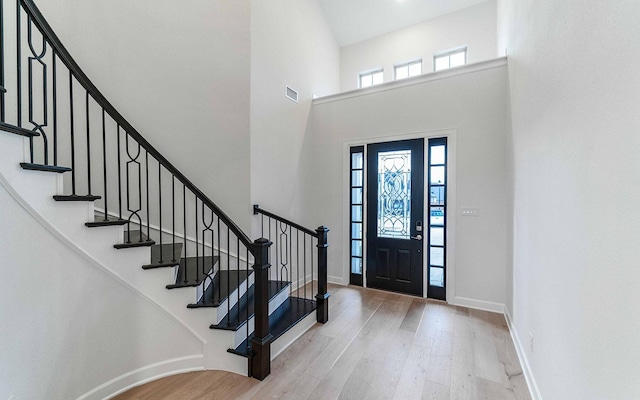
xmin=286 ymin=86 xmax=298 ymax=103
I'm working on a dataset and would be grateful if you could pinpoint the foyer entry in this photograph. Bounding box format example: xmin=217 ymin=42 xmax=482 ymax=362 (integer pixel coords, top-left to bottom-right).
xmin=349 ymin=137 xmax=448 ymax=300
xmin=366 ymin=139 xmax=424 ymax=296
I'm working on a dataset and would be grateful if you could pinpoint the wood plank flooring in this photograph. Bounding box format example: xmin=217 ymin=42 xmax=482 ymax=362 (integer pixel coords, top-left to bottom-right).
xmin=113 ymin=284 xmax=530 ymax=400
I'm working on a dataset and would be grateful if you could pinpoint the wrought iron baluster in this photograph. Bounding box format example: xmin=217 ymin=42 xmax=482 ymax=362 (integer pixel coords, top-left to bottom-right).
xmin=69 ymin=71 xmax=75 ymax=194
xmin=268 ymin=217 xmax=272 ymax=281
xmin=116 ymin=124 xmax=122 ymax=218
xmin=226 ymin=226 xmax=230 ymax=322
xmin=236 ymin=237 xmax=240 ymax=326
xmin=310 ymin=235 xmax=314 ymax=300
xmin=216 ymin=215 xmax=221 ymax=305
xmin=295 ymin=229 xmax=299 ymax=296
xmin=16 ymin=0 xmax=22 ymax=128
xmin=26 ymin=15 xmax=47 ymax=164
xmin=101 ymin=108 xmax=107 ymax=220
xmin=275 ymin=218 xmax=279 ymax=282
xmin=145 ymin=150 xmax=150 ymax=238
xmin=182 ymin=184 xmax=187 ymax=284
xmin=304 ymin=234 xmax=307 ymax=300
xmin=125 ymin=134 xmax=143 ymax=242
xmin=288 ymin=225 xmax=292 ymax=292
xmin=202 ymin=201 xmax=215 ymax=301
xmin=85 ymin=91 xmax=91 ymax=193
xmin=245 ymin=246 xmax=249 ymax=353
xmin=52 ymin=51 xmax=56 ymax=165
xmin=172 ymin=175 xmax=176 ymax=262
xmin=195 ymin=193 xmax=199 ymax=284
xmin=158 ymin=163 xmax=163 ymax=263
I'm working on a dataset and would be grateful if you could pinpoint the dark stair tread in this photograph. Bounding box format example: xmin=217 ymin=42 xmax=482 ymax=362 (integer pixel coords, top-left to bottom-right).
xmin=0 ymin=121 xmax=40 ymax=137
xmin=186 ymin=269 xmax=251 ymax=305
xmin=21 ymin=163 xmax=71 ymax=173
xmin=209 ymin=281 xmax=290 ymax=331
xmin=142 ymin=243 xmax=184 ymax=269
xmin=229 ymin=297 xmax=317 ymax=358
xmin=54 ymin=194 xmax=102 ymax=201
xmin=85 ymin=215 xmax=128 ymax=227
xmin=166 ymin=255 xmax=221 ymax=289
xmin=114 ymin=230 xmax=155 ymax=249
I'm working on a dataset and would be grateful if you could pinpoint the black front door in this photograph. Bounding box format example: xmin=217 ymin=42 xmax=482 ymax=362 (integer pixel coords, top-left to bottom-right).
xmin=366 ymin=139 xmax=424 ymax=296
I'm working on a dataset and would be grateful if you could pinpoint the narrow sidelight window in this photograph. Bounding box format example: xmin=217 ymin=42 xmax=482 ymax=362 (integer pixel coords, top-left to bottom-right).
xmin=427 ymin=137 xmax=447 ymax=300
xmin=350 ymin=146 xmax=364 ymax=286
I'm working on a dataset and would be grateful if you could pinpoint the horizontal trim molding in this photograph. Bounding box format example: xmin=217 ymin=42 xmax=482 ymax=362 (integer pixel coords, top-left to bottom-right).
xmin=314 ymin=57 xmax=508 ymax=105
xmin=328 ymin=275 xmax=346 ymax=285
xmin=451 ymin=296 xmax=505 ymax=314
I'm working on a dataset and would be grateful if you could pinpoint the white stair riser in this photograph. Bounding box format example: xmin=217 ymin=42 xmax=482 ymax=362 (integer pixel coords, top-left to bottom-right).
xmin=0 ymin=132 xmax=246 ymax=374
xmin=231 ymin=283 xmax=291 ymax=348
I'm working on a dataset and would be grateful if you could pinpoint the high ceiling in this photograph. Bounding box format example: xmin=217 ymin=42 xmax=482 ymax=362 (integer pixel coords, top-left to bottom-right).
xmin=318 ymin=0 xmax=489 ymax=47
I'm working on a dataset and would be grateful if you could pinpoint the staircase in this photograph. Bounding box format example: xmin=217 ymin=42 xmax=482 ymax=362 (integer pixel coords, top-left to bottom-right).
xmin=0 ymin=0 xmax=329 ymax=392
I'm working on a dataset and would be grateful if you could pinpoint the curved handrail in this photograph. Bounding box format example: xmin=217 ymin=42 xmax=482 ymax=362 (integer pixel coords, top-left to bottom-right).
xmin=19 ymin=0 xmax=253 ymax=249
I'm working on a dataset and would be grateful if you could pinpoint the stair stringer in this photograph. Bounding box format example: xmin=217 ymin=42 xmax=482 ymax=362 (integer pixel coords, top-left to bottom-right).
xmin=0 ymin=134 xmax=207 ymax=400
xmin=0 ymin=132 xmax=319 ymax=385
xmin=0 ymin=133 xmax=246 ymax=375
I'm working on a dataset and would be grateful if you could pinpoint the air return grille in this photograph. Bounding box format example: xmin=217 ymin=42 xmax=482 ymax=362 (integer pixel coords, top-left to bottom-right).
xmin=286 ymin=86 xmax=298 ymax=103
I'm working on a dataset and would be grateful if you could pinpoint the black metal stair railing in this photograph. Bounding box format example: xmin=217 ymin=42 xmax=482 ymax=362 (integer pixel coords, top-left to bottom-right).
xmin=253 ymin=205 xmax=330 ymax=326
xmin=0 ymin=0 xmax=258 ymax=377
xmin=0 ymin=0 xmax=330 ymax=381
xmin=0 ymin=0 xmax=255 ymax=313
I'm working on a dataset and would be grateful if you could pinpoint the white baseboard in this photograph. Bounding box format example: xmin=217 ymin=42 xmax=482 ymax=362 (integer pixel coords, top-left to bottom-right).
xmin=78 ymin=355 xmax=205 ymax=400
xmin=328 ymin=275 xmax=345 ymax=285
xmin=450 ymin=296 xmax=505 ymax=314
xmin=504 ymin=309 xmax=543 ymax=400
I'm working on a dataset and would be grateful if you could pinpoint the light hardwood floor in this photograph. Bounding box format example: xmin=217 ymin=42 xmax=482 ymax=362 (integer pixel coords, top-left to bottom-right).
xmin=113 ymin=284 xmax=530 ymax=400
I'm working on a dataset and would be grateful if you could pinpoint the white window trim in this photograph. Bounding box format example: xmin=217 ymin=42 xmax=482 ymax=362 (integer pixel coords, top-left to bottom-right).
xmin=358 ymin=68 xmax=384 ymax=89
xmin=394 ymin=58 xmax=422 ymax=80
xmin=433 ymin=46 xmax=467 ymax=71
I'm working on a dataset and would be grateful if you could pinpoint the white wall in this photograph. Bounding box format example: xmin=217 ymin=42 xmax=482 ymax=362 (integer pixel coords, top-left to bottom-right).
xmin=498 ymin=1 xmax=640 ymax=399
xmin=33 ymin=0 xmax=253 ymax=231
xmin=307 ymin=61 xmax=510 ymax=308
xmin=340 ymin=0 xmax=497 ymax=92
xmin=0 ymin=181 xmax=203 ymax=400
xmin=250 ymin=0 xmax=339 ymax=237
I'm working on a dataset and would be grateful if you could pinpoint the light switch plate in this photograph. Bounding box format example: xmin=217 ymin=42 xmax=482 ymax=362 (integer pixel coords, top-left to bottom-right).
xmin=461 ymin=207 xmax=479 ymax=217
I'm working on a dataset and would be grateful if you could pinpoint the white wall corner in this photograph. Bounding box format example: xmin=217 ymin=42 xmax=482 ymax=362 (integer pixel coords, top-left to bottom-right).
xmin=504 ymin=309 xmax=544 ymax=400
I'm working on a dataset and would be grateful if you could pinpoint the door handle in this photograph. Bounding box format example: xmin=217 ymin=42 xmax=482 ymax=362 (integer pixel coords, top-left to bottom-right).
xmin=411 ymin=234 xmax=423 ymax=241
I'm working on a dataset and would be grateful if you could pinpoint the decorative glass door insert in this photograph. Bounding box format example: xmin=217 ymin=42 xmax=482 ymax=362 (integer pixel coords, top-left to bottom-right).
xmin=377 ymin=150 xmax=412 ymax=239
xmin=367 ymin=139 xmax=424 ymax=296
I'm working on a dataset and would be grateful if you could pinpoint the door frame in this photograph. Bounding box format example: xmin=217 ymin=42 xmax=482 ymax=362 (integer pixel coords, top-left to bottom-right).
xmin=342 ymin=129 xmax=457 ymax=301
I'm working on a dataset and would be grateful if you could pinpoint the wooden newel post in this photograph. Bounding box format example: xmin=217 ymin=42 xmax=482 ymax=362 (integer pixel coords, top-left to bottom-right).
xmin=250 ymin=238 xmax=273 ymax=380
xmin=315 ymin=226 xmax=330 ymax=324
